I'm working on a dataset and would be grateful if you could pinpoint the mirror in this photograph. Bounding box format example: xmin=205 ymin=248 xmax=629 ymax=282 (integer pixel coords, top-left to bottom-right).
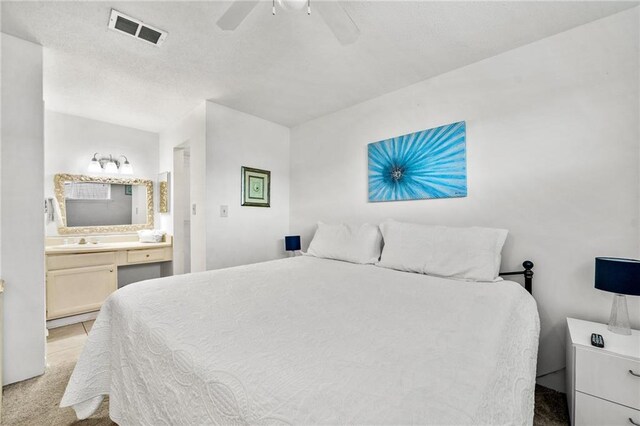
xmin=54 ymin=174 xmax=153 ymax=234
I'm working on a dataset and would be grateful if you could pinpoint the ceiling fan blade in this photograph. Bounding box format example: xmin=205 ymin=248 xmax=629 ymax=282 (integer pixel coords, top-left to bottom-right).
xmin=315 ymin=1 xmax=360 ymax=45
xmin=216 ymin=0 xmax=260 ymax=31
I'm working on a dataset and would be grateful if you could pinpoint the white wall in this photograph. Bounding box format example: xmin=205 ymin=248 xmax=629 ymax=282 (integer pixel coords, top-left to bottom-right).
xmin=44 ymin=111 xmax=159 ymax=235
xmin=157 ymin=102 xmax=290 ymax=273
xmin=290 ymin=8 xmax=640 ymax=388
xmin=158 ymin=102 xmax=207 ymax=273
xmin=1 ymin=33 xmax=45 ymax=385
xmin=205 ymin=101 xmax=290 ymax=270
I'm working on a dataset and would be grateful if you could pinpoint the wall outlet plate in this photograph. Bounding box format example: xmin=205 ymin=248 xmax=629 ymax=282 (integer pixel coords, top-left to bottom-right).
xmin=220 ymin=205 xmax=228 ymax=217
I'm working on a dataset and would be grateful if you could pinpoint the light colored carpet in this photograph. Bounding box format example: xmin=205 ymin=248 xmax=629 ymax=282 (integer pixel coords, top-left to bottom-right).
xmin=2 ymin=361 xmax=568 ymax=425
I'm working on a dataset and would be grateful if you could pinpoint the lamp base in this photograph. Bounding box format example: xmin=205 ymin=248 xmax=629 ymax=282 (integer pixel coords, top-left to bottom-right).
xmin=608 ymin=293 xmax=631 ymax=335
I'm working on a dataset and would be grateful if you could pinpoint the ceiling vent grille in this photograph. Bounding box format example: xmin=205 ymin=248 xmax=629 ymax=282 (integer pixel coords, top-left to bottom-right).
xmin=108 ymin=10 xmax=167 ymax=46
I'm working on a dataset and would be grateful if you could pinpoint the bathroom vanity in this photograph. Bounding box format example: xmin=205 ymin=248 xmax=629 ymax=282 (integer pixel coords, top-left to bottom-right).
xmin=45 ymin=235 xmax=172 ymax=320
xmin=46 ymin=173 xmax=172 ymax=323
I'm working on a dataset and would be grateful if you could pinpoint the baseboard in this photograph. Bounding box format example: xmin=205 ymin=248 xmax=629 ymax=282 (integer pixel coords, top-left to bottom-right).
xmin=46 ymin=311 xmax=98 ymax=329
xmin=536 ymin=368 xmax=566 ymax=393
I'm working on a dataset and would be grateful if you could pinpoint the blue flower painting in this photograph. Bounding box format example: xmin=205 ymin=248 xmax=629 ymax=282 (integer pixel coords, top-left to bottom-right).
xmin=368 ymin=121 xmax=467 ymax=202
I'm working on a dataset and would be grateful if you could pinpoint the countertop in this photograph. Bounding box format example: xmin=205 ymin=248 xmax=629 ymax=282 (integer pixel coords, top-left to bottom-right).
xmin=45 ymin=240 xmax=172 ymax=255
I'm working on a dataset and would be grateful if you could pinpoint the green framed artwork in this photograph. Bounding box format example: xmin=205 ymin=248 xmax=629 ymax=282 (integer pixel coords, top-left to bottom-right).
xmin=241 ymin=166 xmax=270 ymax=207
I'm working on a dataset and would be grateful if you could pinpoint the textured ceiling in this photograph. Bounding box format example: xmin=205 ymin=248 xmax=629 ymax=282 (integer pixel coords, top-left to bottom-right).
xmin=1 ymin=1 xmax=637 ymax=132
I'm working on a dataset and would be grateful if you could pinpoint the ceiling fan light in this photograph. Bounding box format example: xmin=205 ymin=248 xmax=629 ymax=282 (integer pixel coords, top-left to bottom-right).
xmin=277 ymin=0 xmax=306 ymax=11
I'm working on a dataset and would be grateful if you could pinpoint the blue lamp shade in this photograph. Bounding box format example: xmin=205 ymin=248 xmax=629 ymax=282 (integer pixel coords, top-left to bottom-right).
xmin=595 ymin=257 xmax=640 ymax=296
xmin=285 ymin=235 xmax=301 ymax=252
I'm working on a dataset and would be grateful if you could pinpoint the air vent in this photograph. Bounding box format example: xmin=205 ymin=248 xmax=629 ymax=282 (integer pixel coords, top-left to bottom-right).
xmin=108 ymin=10 xmax=167 ymax=46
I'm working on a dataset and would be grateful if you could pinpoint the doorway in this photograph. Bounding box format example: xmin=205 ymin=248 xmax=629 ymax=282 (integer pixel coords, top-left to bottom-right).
xmin=173 ymin=145 xmax=191 ymax=274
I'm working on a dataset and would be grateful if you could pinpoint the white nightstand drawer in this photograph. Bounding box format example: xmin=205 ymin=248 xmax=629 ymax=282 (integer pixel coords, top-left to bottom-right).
xmin=575 ymin=391 xmax=640 ymax=426
xmin=575 ymin=347 xmax=640 ymax=410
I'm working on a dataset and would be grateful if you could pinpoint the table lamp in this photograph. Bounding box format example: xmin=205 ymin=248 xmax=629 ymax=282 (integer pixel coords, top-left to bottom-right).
xmin=595 ymin=257 xmax=640 ymax=335
xmin=285 ymin=235 xmax=301 ymax=256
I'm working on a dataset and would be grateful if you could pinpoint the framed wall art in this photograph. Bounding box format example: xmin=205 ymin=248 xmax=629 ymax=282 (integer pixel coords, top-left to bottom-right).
xmin=241 ymin=166 xmax=270 ymax=207
xmin=368 ymin=121 xmax=467 ymax=202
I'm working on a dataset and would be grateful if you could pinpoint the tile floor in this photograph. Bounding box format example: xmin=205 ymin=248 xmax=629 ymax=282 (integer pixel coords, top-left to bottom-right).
xmin=46 ymin=321 xmax=94 ymax=367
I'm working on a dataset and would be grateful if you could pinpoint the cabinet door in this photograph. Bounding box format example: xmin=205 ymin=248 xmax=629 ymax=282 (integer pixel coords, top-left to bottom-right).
xmin=46 ymin=264 xmax=117 ymax=319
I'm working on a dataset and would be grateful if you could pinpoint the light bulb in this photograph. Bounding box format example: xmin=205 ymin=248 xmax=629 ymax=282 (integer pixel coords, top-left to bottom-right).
xmin=87 ymin=159 xmax=102 ymax=173
xmin=104 ymin=161 xmax=118 ymax=174
xmin=120 ymin=161 xmax=133 ymax=175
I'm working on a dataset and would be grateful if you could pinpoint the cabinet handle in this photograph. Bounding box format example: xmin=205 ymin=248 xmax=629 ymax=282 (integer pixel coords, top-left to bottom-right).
xmin=629 ymin=418 xmax=640 ymax=426
xmin=109 ymin=269 xmax=113 ymax=273
xmin=630 ymin=370 xmax=640 ymax=378
xmin=146 ymin=254 xmax=150 ymax=257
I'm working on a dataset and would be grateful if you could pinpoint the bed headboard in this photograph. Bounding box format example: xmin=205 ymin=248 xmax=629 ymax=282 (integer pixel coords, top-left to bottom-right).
xmin=499 ymin=261 xmax=534 ymax=294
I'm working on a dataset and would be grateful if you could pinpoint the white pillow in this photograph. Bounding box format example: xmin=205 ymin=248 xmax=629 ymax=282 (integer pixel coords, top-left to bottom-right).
xmin=377 ymin=220 xmax=508 ymax=282
xmin=306 ymin=222 xmax=382 ymax=264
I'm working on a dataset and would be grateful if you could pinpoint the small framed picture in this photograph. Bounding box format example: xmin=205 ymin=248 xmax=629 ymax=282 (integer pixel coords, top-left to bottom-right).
xmin=241 ymin=166 xmax=270 ymax=207
xmin=124 ymin=184 xmax=132 ymax=195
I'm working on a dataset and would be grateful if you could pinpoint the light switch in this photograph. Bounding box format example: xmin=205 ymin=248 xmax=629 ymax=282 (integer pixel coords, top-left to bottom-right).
xmin=192 ymin=204 xmax=197 ymax=215
xmin=220 ymin=205 xmax=228 ymax=217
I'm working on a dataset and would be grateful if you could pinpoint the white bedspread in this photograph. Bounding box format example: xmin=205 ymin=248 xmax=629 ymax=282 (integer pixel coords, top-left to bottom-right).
xmin=61 ymin=256 xmax=539 ymax=425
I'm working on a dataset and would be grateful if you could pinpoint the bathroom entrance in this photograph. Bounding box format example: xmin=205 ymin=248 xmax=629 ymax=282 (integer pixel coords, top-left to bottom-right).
xmin=173 ymin=144 xmax=192 ymax=274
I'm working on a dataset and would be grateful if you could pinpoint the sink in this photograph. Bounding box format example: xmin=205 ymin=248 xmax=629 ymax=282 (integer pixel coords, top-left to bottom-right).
xmin=49 ymin=243 xmax=105 ymax=250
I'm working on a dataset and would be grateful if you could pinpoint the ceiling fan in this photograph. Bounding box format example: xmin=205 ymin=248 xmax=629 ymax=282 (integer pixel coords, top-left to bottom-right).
xmin=216 ymin=0 xmax=360 ymax=45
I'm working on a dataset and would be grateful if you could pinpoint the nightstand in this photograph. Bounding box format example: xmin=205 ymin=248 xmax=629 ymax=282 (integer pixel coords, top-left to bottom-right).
xmin=566 ymin=318 xmax=640 ymax=426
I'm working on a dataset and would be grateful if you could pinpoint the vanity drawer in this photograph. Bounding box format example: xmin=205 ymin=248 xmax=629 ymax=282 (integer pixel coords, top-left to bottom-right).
xmin=47 ymin=252 xmax=117 ymax=271
xmin=127 ymin=248 xmax=167 ymax=264
xmin=575 ymin=346 xmax=640 ymax=409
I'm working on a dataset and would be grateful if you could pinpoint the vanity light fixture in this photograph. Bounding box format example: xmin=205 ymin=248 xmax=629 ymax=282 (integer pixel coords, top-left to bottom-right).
xmin=104 ymin=157 xmax=119 ymax=174
xmin=87 ymin=153 xmax=134 ymax=175
xmin=87 ymin=154 xmax=102 ymax=173
xmin=119 ymin=156 xmax=133 ymax=175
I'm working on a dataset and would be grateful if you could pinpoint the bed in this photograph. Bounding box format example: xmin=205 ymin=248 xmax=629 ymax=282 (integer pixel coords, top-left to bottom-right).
xmin=61 ymin=255 xmax=539 ymax=425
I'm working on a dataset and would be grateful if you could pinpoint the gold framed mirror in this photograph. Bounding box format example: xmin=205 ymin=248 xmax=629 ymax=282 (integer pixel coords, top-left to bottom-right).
xmin=54 ymin=173 xmax=154 ymax=235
